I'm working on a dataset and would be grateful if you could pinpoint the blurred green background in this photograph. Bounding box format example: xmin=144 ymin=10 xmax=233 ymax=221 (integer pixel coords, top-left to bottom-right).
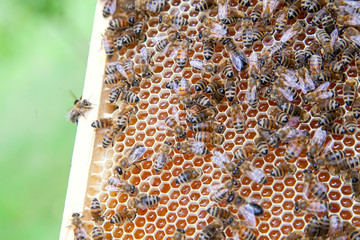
xmin=0 ymin=0 xmax=95 ymax=239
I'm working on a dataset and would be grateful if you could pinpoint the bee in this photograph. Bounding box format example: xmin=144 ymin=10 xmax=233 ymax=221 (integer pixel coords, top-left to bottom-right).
xmin=200 ymin=15 xmax=228 ymax=41
xmin=309 ymin=53 xmax=323 ymax=73
xmin=117 ymin=58 xmax=141 ymax=87
xmin=270 ymin=162 xmax=297 ymax=177
xmin=344 ymin=113 xmax=357 ymax=134
xmin=163 ymin=116 xmax=187 ymax=140
xmin=328 ymin=215 xmax=347 ymax=240
xmin=66 ymin=92 xmax=92 ymax=124
xmin=211 ymin=151 xmax=242 ymax=178
xmin=141 ymin=0 xmax=168 ymax=13
xmin=274 ymin=7 xmax=289 ymax=33
xmin=278 ymin=102 xmax=310 ymax=122
xmin=194 ymin=78 xmax=210 ymax=92
xmin=159 ymin=14 xmax=188 ymax=29
xmin=328 ymin=156 xmax=360 ymax=173
xmin=315 ymin=29 xmax=333 ymax=61
xmin=308 ymin=0 xmax=328 ymax=13
xmin=219 ymin=59 xmax=234 ymax=79
xmin=318 ymin=214 xmax=330 ymax=238
xmin=268 ymin=107 xmax=289 ymax=124
xmin=250 ymin=2 xmax=262 ymax=23
xmin=302 ymin=82 xmax=337 ymax=105
xmin=318 ymin=107 xmax=345 ymax=126
xmin=260 ymin=42 xmax=285 ymax=67
xmin=190 ymin=120 xmax=225 ymax=134
xmin=110 ymin=208 xmax=137 ymax=226
xmin=288 ymin=0 xmax=301 ymax=19
xmin=194 ymin=131 xmax=225 ymax=147
xmin=133 ymin=14 xmax=148 ymax=36
xmin=174 ymin=37 xmax=193 ymax=69
xmin=202 ymin=38 xmax=216 ymax=61
xmin=175 ymin=141 xmax=210 ymax=156
xmin=303 ymin=169 xmax=328 ymax=200
xmin=226 ymin=191 xmax=264 ymax=226
xmin=337 ymin=43 xmax=357 ymax=71
xmin=109 ymin=16 xmax=130 ymax=31
xmin=228 ymin=220 xmax=257 ymax=240
xmin=305 ymin=216 xmax=321 ymax=239
xmin=312 ymin=150 xmax=347 ymax=171
xmin=190 ymin=59 xmax=218 ymax=75
xmin=234 ymin=145 xmax=259 ymax=161
xmin=257 ymin=118 xmax=279 ymax=131
xmin=115 ymin=29 xmax=146 ymax=50
xmin=261 ymin=0 xmax=279 ymax=25
xmin=223 ymin=38 xmax=248 ymax=72
xmin=231 ymin=101 xmax=246 ymax=133
xmin=246 ymin=78 xmax=259 ymax=108
xmin=239 ymin=17 xmax=254 ymax=49
xmin=106 ymin=175 xmax=139 ymax=196
xmin=138 ymin=47 xmax=154 ymax=79
xmin=102 ymin=0 xmax=117 ymax=18
xmin=111 ymin=90 xmax=140 ymax=104
xmin=205 ymin=80 xmax=225 ymax=95
xmin=311 ymin=99 xmax=341 ymax=117
xmin=186 ymin=106 xmax=216 ymax=123
xmin=155 ymin=32 xmax=181 ymax=52
xmin=294 ymin=200 xmax=331 ymax=214
xmin=104 ymin=72 xmax=126 ymax=85
xmin=166 ymin=77 xmax=192 ymax=108
xmin=153 ymin=141 xmax=173 ymax=173
xmin=280 ymin=20 xmax=305 ymax=46
xmin=351 ymin=171 xmax=360 ymax=202
xmin=90 ymin=198 xmax=104 ymax=223
xmin=102 ymin=28 xmax=115 ymax=59
xmin=194 ymin=0 xmax=216 ymax=12
xmin=285 ymin=134 xmax=310 ymax=161
xmin=91 ymin=117 xmax=119 ymax=148
xmin=307 ymin=129 xmax=327 ymax=159
xmin=207 ymin=206 xmax=234 ymax=222
xmin=224 ymin=77 xmax=237 ymax=102
xmin=285 ymin=232 xmax=304 ymax=240
xmin=91 ymin=226 xmax=105 ymax=240
xmin=221 ymin=11 xmax=246 ymax=25
xmin=172 ymin=228 xmax=186 ymax=240
xmin=113 ymin=144 xmax=147 ymax=179
xmin=253 ymin=136 xmax=269 ymax=156
xmin=71 ymin=213 xmax=87 ymax=240
xmin=238 ymin=0 xmax=250 ymax=7
xmin=353 ymin=98 xmax=360 ymax=119
xmin=296 ymin=66 xmax=315 ymax=94
xmin=199 ymin=220 xmax=224 ymax=240
xmin=210 ymin=178 xmax=240 ymax=203
xmin=333 ymin=38 xmax=347 ymax=58
xmin=238 ymin=161 xmax=267 ymax=185
xmin=253 ymin=25 xmax=274 ymax=43
xmin=193 ymin=94 xmax=213 ymax=108
xmin=128 ymin=194 xmax=161 ymax=209
xmin=273 ymin=49 xmax=296 ymax=69
xmin=344 ymin=78 xmax=358 ymax=106
xmin=115 ymin=105 xmax=138 ymax=132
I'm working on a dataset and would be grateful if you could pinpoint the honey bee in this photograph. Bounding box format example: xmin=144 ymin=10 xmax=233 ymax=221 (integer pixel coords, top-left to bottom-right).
xmin=302 ymin=82 xmax=337 ymax=105
xmin=202 ymin=38 xmax=216 ymax=61
xmin=250 ymin=2 xmax=262 ymax=23
xmin=316 ymin=29 xmax=333 ymax=61
xmin=280 ymin=20 xmax=305 ymax=46
xmin=353 ymin=98 xmax=360 ymax=119
xmin=234 ymin=145 xmax=259 ymax=162
xmin=174 ymin=37 xmax=193 ymax=69
xmin=194 ymin=131 xmax=224 ymax=147
xmin=66 ymin=92 xmax=92 ymax=124
xmin=327 ymin=155 xmax=360 ymax=174
xmin=226 ymin=191 xmax=264 ymax=227
xmin=193 ymin=94 xmax=213 ymax=108
xmin=225 ymin=77 xmax=237 ymax=102
xmin=284 ymin=134 xmax=310 ymax=161
xmin=228 ymin=220 xmax=257 ymax=240
xmin=205 ymin=80 xmax=224 ymax=95
xmin=186 ymin=106 xmax=216 ymax=123
xmin=270 ymin=162 xmax=297 ymax=177
xmin=91 ymin=117 xmax=119 ymax=148
xmin=114 ymin=144 xmax=147 ymax=179
xmin=190 ymin=120 xmax=225 ymax=134
xmin=344 ymin=112 xmax=357 ymax=134
xmin=159 ymin=14 xmax=188 ymax=29
xmin=231 ymin=101 xmax=246 ymax=133
xmin=210 ymin=178 xmax=240 ymax=203
xmin=333 ymin=37 xmax=347 ymax=58
xmin=106 ymin=175 xmax=139 ymax=196
xmin=221 ymin=11 xmax=245 ymax=25
xmin=141 ymin=0 xmax=168 ymax=13
xmin=128 ymin=194 xmax=161 ymax=209
xmin=344 ymin=78 xmax=358 ymax=106
xmin=172 ymin=228 xmax=186 ymax=240
xmin=115 ymin=29 xmax=147 ymax=51
xmin=278 ymin=102 xmax=310 ymax=122
xmin=199 ymin=220 xmax=225 ymax=240
xmin=254 ymin=135 xmax=269 ymax=156
xmin=166 ymin=77 xmax=192 ymax=108
xmin=311 ymin=99 xmax=341 ymax=117
xmin=285 ymin=232 xmax=304 ymax=240
xmin=223 ymin=38 xmax=248 ymax=72
xmin=163 ymin=115 xmax=187 ymax=140
xmin=211 ymin=151 xmax=241 ymax=178
xmin=110 ymin=89 xmax=140 ymax=104
xmin=318 ymin=107 xmax=345 ymax=126
xmin=116 ymin=105 xmax=138 ymax=132
xmin=109 ymin=16 xmax=130 ymax=31
xmin=194 ymin=78 xmax=210 ymax=92
xmin=194 ymin=0 xmax=216 ymax=12
xmin=307 ymin=0 xmax=329 ymax=13
xmin=117 ymin=57 xmax=142 ymax=87
xmin=261 ymin=0 xmax=279 ymax=25
xmin=190 ymin=59 xmax=218 ymax=75
xmin=294 ymin=200 xmax=331 ymax=214
xmin=257 ymin=118 xmax=279 ymax=131
xmin=328 ymin=215 xmax=347 ymax=240
xmin=307 ymin=129 xmax=327 ymax=159
xmin=102 ymin=0 xmax=117 ymax=18
xmin=153 ymin=141 xmax=173 ymax=173
xmin=336 ymin=43 xmax=357 ymax=71
xmin=239 ymin=17 xmax=254 ymax=49
xmin=200 ymin=15 xmax=228 ymax=41
xmin=91 ymin=226 xmax=105 ymax=240
xmin=138 ymin=47 xmax=154 ymax=79
xmin=155 ymin=32 xmax=181 ymax=52
xmin=246 ymin=78 xmax=259 ymax=108
xmin=288 ymin=0 xmax=302 ymax=19
xmin=268 ymin=107 xmax=289 ymax=124
xmin=238 ymin=0 xmax=250 ymax=7
xmin=90 ymin=198 xmax=104 ymax=223
xmin=274 ymin=7 xmax=289 ymax=33
xmin=296 ymin=66 xmax=315 ymax=94
xmin=351 ymin=171 xmax=360 ymax=202
xmin=71 ymin=213 xmax=87 ymax=240
xmin=305 ymin=216 xmax=321 ymax=239
xmin=104 ymin=72 xmax=126 ymax=85
xmin=309 ymin=53 xmax=323 ymax=73
xmin=273 ymin=49 xmax=296 ymax=69
xmin=175 ymin=141 xmax=210 ymax=156
xmin=303 ymin=169 xmax=328 ymax=200
xmin=102 ymin=28 xmax=115 ymax=59
xmin=207 ymin=206 xmax=234 ymax=222
xmin=110 ymin=208 xmax=137 ymax=226
xmin=239 ymin=161 xmax=267 ymax=185
xmin=219 ymin=59 xmax=234 ymax=79
xmin=312 ymin=149 xmax=347 ymax=171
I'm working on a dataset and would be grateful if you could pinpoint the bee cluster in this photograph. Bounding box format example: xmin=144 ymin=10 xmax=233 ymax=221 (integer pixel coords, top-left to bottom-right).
xmin=66 ymin=0 xmax=360 ymax=239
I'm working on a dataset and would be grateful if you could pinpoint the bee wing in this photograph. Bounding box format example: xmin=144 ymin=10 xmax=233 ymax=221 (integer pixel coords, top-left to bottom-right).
xmin=279 ymin=88 xmax=294 ymax=101
xmin=245 ymin=85 xmax=257 ymax=103
xmin=217 ymin=0 xmax=229 ymax=20
xmin=280 ymin=27 xmax=297 ymax=43
xmin=129 ymin=145 xmax=146 ymax=162
xmin=269 ymin=0 xmax=279 ymax=13
xmin=211 ymin=151 xmax=229 ymax=169
xmin=311 ymin=129 xmax=327 ymax=146
xmin=239 ymin=205 xmax=257 ymax=227
xmin=116 ymin=64 xmax=128 ymax=78
xmin=153 ymin=34 xmax=168 ymax=42
xmin=331 ymin=29 xmax=339 ymax=47
xmin=231 ymin=51 xmax=248 ymax=72
xmin=349 ymin=35 xmax=360 ymax=47
xmin=263 ymin=37 xmax=275 ymax=47
xmin=156 ymin=122 xmax=168 ymax=131
xmin=304 ymin=72 xmax=315 ymax=93
xmin=314 ymin=82 xmax=330 ymax=93
xmin=208 ymin=183 xmax=225 ymax=191
xmin=190 ymin=59 xmax=205 ymax=70
xmin=109 ymin=0 xmax=117 ymax=14
xmin=249 ymin=52 xmax=259 ymax=70
xmin=247 ymin=165 xmax=265 ymax=184
xmin=170 ymin=46 xmax=180 ymax=58
xmin=105 ymin=185 xmax=121 ymax=192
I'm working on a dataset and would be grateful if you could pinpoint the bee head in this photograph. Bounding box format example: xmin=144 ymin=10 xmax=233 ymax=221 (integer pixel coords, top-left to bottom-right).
xmin=165 ymin=141 xmax=172 ymax=146
xmin=158 ymin=15 xmax=163 ymax=24
xmin=294 ymin=202 xmax=299 ymax=212
xmin=74 ymin=99 xmax=80 ymax=105
xmin=116 ymin=166 xmax=124 ymax=175
xmin=176 ymin=228 xmax=185 ymax=234
xmin=179 ymin=132 xmax=187 ymax=139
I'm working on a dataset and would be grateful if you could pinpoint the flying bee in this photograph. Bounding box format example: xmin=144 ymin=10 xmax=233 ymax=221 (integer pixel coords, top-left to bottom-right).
xmin=190 ymin=120 xmax=225 ymax=134
xmin=238 ymin=161 xmax=267 ymax=185
xmin=110 ymin=208 xmax=137 ymax=226
xmin=284 ymin=134 xmax=310 ymax=161
xmin=128 ymin=194 xmax=161 ymax=209
xmin=166 ymin=77 xmax=192 ymax=108
xmin=268 ymin=107 xmax=289 ymax=124
xmin=90 ymin=198 xmax=104 ymax=223
xmin=194 ymin=131 xmax=225 ymax=147
xmin=186 ymin=106 xmax=216 ymax=123
xmin=228 ymin=220 xmax=257 ymax=240
xmin=176 ymin=167 xmax=203 ymax=184
xmin=231 ymin=100 xmax=246 ymax=133
xmin=175 ymin=141 xmax=210 ymax=156
xmin=153 ymin=141 xmax=173 ymax=174
xmin=315 ymin=29 xmax=333 ymax=61
xmin=174 ymin=37 xmax=193 ymax=69
xmin=278 ymin=102 xmax=310 ymax=122
xmin=226 ymin=191 xmax=264 ymax=226
xmin=294 ymin=200 xmax=331 ymax=214
xmin=311 ymin=99 xmax=340 ymax=117
xmin=91 ymin=226 xmax=105 ymax=240
xmin=200 ymin=15 xmax=228 ymax=41
xmin=212 ymin=151 xmax=242 ymax=178
xmin=106 ymin=175 xmax=139 ymax=196
xmin=303 ymin=169 xmax=328 ymax=200
xmin=71 ymin=213 xmax=87 ymax=240
xmin=343 ymin=78 xmax=358 ymax=106
xmin=270 ymin=162 xmax=297 ymax=177
xmin=209 ymin=178 xmax=240 ymax=203
xmin=307 ymin=129 xmax=327 ymax=159
xmin=190 ymin=59 xmax=218 ymax=75
xmin=66 ymin=92 xmax=92 ymax=124
xmin=172 ymin=228 xmax=186 ymax=240
xmin=137 ymin=47 xmax=154 ymax=79
xmin=199 ymin=220 xmax=225 ymax=240
xmin=261 ymin=0 xmax=279 ymax=25
xmin=207 ymin=206 xmax=234 ymax=222
xmin=223 ymin=38 xmax=248 ymax=72
xmin=102 ymin=28 xmax=115 ymax=59
xmin=102 ymin=0 xmax=117 ymax=18
xmin=344 ymin=112 xmax=357 ymax=134
xmin=116 ymin=58 xmax=141 ymax=87
xmin=159 ymin=14 xmax=188 ymax=29
xmin=113 ymin=144 xmax=147 ymax=179
xmin=154 ymin=32 xmax=181 ymax=53
xmin=318 ymin=107 xmax=345 ymax=126
xmin=302 ymin=82 xmax=337 ymax=105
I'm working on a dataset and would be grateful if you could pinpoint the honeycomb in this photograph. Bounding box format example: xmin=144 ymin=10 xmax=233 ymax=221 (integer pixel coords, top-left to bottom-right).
xmin=60 ymin=0 xmax=360 ymax=239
